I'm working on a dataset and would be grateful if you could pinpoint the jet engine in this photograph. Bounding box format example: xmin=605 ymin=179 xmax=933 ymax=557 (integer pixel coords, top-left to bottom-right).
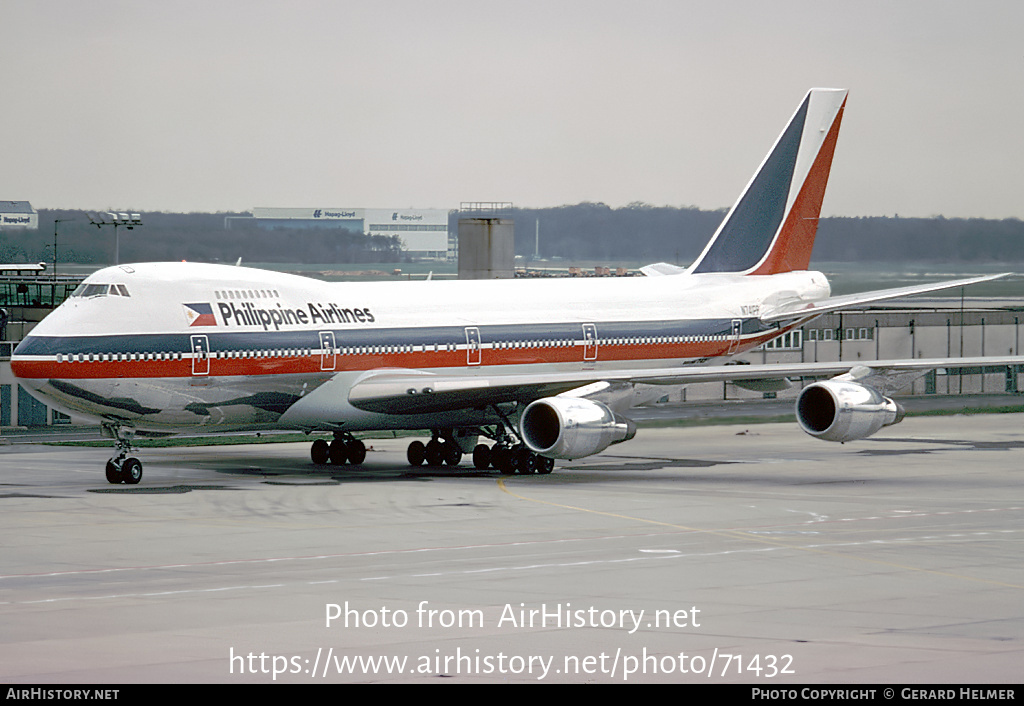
xmin=796 ymin=380 xmax=905 ymax=442
xmin=520 ymin=397 xmax=637 ymax=459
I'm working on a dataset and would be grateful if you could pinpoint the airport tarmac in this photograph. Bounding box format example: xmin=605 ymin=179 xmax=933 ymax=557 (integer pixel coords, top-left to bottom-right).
xmin=1 ymin=414 xmax=1022 ymax=684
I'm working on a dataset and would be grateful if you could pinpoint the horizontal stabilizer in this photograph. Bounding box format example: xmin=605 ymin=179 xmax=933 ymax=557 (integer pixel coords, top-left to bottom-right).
xmin=760 ymin=273 xmax=1011 ymax=323
xmin=640 ymin=262 xmax=688 ymax=277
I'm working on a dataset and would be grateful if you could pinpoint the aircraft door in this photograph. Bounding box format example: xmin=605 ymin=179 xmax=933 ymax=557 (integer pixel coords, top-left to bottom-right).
xmin=319 ymin=331 xmax=337 ymax=371
xmin=728 ymin=319 xmax=743 ymax=354
xmin=190 ymin=334 xmax=210 ymax=376
xmin=465 ymin=327 xmax=481 ymax=366
xmin=582 ymin=323 xmax=598 ymax=361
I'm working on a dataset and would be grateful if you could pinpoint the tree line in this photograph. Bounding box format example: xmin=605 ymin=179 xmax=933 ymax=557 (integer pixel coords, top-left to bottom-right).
xmin=491 ymin=203 xmax=1024 ymax=265
xmin=1 ymin=205 xmax=1020 ymax=266
xmin=0 ymin=211 xmax=403 ymax=265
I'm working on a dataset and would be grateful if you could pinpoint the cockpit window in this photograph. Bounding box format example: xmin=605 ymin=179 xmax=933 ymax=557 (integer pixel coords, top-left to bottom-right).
xmin=71 ymin=283 xmax=131 ymax=298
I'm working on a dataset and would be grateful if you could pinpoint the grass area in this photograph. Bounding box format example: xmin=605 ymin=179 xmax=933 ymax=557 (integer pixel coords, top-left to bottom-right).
xmin=45 ymin=429 xmax=425 ymax=449
xmin=902 ymin=404 xmax=1024 ymax=417
xmin=635 ymin=401 xmax=1024 ymax=428
xmin=40 ymin=401 xmax=1024 ymax=448
xmin=635 ymin=415 xmax=796 ymax=428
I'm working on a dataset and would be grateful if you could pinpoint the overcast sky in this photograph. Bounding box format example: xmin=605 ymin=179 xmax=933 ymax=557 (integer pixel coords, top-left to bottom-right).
xmin=4 ymin=0 xmax=1022 ymax=218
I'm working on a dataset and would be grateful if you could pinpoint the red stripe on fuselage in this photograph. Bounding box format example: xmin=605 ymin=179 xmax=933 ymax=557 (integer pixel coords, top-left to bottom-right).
xmin=10 ymin=328 xmax=790 ymax=380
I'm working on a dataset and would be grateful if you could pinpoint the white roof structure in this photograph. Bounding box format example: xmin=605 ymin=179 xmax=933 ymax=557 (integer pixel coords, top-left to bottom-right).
xmin=0 ymin=201 xmax=38 ymax=229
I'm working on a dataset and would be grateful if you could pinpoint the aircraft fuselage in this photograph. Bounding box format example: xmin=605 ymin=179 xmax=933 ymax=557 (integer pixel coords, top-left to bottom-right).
xmin=11 ymin=262 xmax=827 ymax=433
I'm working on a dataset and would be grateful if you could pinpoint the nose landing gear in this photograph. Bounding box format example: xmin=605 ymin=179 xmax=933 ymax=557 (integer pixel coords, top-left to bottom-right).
xmin=102 ymin=423 xmax=143 ymax=484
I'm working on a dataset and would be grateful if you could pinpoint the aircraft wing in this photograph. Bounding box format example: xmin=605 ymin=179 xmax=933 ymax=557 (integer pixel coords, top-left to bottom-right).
xmin=346 ymin=355 xmax=1024 ymax=415
xmin=347 ymin=370 xmax=602 ymax=414
xmin=760 ymin=273 xmax=1010 ymax=323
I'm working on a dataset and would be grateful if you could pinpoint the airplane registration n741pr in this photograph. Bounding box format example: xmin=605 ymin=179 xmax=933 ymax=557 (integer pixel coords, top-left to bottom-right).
xmin=11 ymin=88 xmax=1021 ymax=484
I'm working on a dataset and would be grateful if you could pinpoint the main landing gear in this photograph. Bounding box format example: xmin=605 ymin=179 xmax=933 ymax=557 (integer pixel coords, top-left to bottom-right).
xmin=469 ymin=442 xmax=555 ymax=475
xmin=406 ymin=426 xmax=555 ymax=475
xmin=406 ymin=437 xmax=464 ymax=467
xmin=102 ymin=423 xmax=143 ymax=485
xmin=310 ymin=432 xmax=367 ymax=466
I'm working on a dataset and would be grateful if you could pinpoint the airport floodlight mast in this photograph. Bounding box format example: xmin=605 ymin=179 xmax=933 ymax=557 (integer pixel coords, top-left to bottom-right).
xmin=87 ymin=212 xmax=142 ymax=265
xmin=52 ymin=218 xmax=75 ymax=279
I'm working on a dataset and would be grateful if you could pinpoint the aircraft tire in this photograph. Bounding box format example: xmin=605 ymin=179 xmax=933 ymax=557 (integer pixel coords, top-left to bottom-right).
xmin=493 ymin=447 xmax=514 ymax=475
xmin=346 ymin=439 xmax=366 ymax=465
xmin=537 ymin=456 xmax=555 ymax=474
xmin=329 ymin=439 xmax=347 ymax=465
xmin=122 ymin=458 xmax=143 ymax=485
xmin=515 ymin=448 xmax=536 ymax=475
xmin=472 ymin=444 xmax=491 ymax=470
xmin=443 ymin=441 xmax=462 ymax=466
xmin=311 ymin=439 xmax=330 ymax=465
xmin=424 ymin=439 xmax=445 ymax=467
xmin=407 ymin=440 xmax=426 ymax=466
xmin=105 ymin=459 xmax=122 ymax=484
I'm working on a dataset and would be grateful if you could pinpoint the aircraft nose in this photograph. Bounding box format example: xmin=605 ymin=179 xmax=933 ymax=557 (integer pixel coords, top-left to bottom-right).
xmin=10 ymin=335 xmax=47 ymax=385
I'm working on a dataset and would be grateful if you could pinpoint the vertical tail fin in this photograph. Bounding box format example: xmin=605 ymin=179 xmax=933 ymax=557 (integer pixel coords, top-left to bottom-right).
xmin=689 ymin=88 xmax=847 ymax=275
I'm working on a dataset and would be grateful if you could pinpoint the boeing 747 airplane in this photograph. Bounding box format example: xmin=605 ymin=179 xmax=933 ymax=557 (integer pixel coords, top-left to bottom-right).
xmin=11 ymin=89 xmax=1019 ymax=483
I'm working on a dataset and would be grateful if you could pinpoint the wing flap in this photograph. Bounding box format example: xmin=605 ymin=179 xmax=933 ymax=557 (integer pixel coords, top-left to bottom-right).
xmin=346 ymin=356 xmax=1024 ymax=415
xmin=347 ymin=370 xmax=601 ymax=415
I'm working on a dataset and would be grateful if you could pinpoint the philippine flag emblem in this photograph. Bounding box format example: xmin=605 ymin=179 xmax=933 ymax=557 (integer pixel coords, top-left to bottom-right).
xmin=183 ymin=302 xmax=217 ymax=327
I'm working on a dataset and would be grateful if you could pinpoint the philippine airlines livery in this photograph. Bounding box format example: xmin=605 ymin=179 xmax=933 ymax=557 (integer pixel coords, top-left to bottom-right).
xmin=11 ymin=89 xmax=1020 ymax=484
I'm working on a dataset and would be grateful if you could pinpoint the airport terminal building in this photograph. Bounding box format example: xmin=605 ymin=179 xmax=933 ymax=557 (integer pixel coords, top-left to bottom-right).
xmin=232 ymin=207 xmax=454 ymax=260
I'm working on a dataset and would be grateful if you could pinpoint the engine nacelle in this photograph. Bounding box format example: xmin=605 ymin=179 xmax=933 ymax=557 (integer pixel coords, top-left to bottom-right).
xmin=796 ymin=380 xmax=906 ymax=442
xmin=520 ymin=397 xmax=637 ymax=459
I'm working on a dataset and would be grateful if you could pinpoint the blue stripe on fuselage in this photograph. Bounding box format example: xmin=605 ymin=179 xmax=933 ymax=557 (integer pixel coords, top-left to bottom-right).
xmin=13 ymin=318 xmax=775 ymax=357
